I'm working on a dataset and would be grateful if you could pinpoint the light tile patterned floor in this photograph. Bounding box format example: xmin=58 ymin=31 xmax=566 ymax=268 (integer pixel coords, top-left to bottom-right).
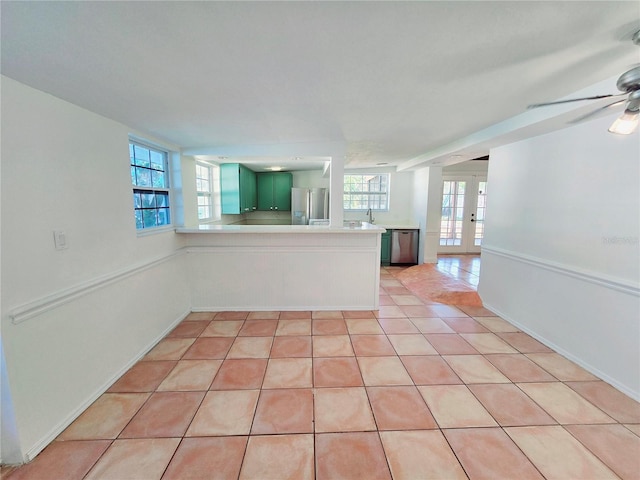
xmin=4 ymin=261 xmax=640 ymax=479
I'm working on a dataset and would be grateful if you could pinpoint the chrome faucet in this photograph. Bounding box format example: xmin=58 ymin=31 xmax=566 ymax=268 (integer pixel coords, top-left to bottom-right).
xmin=366 ymin=208 xmax=375 ymax=224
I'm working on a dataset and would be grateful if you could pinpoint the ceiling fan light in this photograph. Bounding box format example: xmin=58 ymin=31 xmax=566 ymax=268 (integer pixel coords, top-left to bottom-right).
xmin=608 ymin=110 xmax=639 ymax=135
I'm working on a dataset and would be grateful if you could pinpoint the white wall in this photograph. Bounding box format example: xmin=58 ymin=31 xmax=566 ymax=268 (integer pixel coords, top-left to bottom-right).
xmin=0 ymin=77 xmax=191 ymax=462
xmin=479 ymin=113 xmax=640 ymax=399
xmin=412 ymin=166 xmax=442 ymax=264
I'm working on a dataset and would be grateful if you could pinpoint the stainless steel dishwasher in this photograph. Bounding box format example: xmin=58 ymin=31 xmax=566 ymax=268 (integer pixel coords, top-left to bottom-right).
xmin=390 ymin=229 xmax=419 ymax=265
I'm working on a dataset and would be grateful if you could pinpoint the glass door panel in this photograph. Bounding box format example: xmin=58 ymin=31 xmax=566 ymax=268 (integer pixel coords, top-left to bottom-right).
xmin=440 ymin=180 xmax=466 ymax=247
xmin=439 ymin=176 xmax=487 ymax=253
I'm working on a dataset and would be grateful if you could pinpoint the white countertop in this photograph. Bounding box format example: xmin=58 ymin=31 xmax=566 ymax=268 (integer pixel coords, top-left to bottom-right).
xmin=176 ymin=223 xmax=386 ymax=234
xmin=374 ymin=224 xmax=420 ymax=230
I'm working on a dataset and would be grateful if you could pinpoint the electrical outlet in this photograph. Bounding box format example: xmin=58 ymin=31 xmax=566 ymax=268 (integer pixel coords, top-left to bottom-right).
xmin=53 ymin=230 xmax=67 ymax=250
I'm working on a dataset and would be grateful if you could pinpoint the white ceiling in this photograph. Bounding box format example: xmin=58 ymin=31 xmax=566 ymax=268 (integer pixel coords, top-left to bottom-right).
xmin=2 ymin=1 xmax=639 ymax=170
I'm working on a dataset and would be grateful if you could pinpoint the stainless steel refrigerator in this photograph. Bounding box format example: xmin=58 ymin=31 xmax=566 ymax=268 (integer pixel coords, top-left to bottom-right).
xmin=291 ymin=188 xmax=329 ymax=225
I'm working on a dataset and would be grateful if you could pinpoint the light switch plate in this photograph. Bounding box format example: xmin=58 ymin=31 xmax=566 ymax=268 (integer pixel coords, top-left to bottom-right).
xmin=53 ymin=230 xmax=67 ymax=250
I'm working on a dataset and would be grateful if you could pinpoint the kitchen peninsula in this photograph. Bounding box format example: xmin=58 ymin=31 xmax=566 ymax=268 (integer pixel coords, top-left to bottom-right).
xmin=176 ymin=222 xmax=386 ymax=311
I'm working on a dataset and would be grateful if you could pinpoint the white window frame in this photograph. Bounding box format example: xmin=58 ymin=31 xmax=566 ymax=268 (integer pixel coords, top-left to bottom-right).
xmin=343 ymin=173 xmax=390 ymax=211
xmin=130 ymin=140 xmax=171 ymax=230
xmin=196 ymin=162 xmax=214 ymax=221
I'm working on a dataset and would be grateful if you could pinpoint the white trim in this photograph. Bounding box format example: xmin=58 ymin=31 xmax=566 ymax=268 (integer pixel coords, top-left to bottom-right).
xmin=480 ymin=301 xmax=640 ymax=403
xmin=9 ymin=251 xmax=185 ymax=324
xmin=482 ymin=245 xmax=639 ymax=297
xmin=22 ymin=308 xmax=190 ymax=462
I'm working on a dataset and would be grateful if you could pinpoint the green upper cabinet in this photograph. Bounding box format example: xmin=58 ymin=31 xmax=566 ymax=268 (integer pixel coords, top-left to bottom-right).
xmin=220 ymin=164 xmax=257 ymax=214
xmin=257 ymin=172 xmax=293 ymax=211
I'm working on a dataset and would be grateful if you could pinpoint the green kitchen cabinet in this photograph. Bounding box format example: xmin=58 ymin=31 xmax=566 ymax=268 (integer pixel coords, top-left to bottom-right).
xmin=220 ymin=163 xmax=257 ymax=214
xmin=257 ymin=172 xmax=293 ymax=211
xmin=380 ymin=230 xmax=391 ymax=265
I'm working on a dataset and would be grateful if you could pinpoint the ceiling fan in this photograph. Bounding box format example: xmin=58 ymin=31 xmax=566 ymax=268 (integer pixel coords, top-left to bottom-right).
xmin=527 ymin=29 xmax=640 ymax=135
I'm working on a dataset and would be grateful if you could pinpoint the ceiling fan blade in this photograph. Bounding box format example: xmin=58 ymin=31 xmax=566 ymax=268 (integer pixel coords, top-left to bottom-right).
xmin=527 ymin=93 xmax=626 ymax=109
xmin=568 ymin=99 xmax=626 ymax=124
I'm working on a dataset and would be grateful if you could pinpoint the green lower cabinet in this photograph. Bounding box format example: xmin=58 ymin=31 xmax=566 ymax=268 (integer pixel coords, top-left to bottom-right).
xmin=381 ymin=231 xmax=391 ymax=265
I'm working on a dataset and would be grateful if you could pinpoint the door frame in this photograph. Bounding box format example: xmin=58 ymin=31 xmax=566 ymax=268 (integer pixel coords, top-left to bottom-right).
xmin=438 ymin=174 xmax=487 ymax=254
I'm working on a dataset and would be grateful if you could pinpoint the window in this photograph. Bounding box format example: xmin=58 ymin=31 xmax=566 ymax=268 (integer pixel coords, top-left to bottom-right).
xmin=343 ymin=173 xmax=389 ymax=210
xmin=196 ymin=162 xmax=213 ymax=220
xmin=130 ymin=141 xmax=171 ymax=230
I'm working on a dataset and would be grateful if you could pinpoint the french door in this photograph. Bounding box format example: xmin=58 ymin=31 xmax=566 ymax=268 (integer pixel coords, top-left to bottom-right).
xmin=439 ymin=175 xmax=487 ymax=253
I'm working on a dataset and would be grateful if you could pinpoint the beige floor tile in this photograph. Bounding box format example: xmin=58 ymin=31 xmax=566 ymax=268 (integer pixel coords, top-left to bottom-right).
xmin=400 ymin=356 xmax=462 ymax=385
xmin=518 ymin=382 xmax=614 ymax=424
xmin=390 ymin=294 xmax=425 ymax=305
xmin=565 ymin=424 xmax=640 ymax=480
xmin=186 ymin=390 xmax=259 ymax=436
xmin=240 ymin=434 xmax=314 ymax=480
xmin=496 ymin=332 xmax=554 ymax=353
xmin=468 ymin=384 xmax=556 ymax=426
xmin=459 ymin=333 xmax=518 ymax=354
xmin=313 ymin=357 xmax=364 ymax=387
xmin=351 ymin=334 xmax=396 ymax=356
xmin=215 ymin=311 xmax=249 ymax=320
xmin=424 ymin=334 xmax=478 ymax=354
xmin=156 ymin=359 xmax=222 ymax=391
xmin=181 ymin=337 xmax=234 ymax=360
xmin=209 ymin=358 xmax=268 ymax=390
xmin=357 ymin=356 xmax=413 ymax=386
xmin=417 ymin=385 xmax=497 ymax=428
xmin=314 ymin=387 xmax=376 ymax=432
xmin=410 ymin=317 xmax=456 ymax=334
xmin=107 ymin=361 xmax=176 ymax=393
xmin=315 ymin=432 xmax=391 ymax=480
xmin=312 ymin=310 xmax=344 ymax=319
xmin=168 ymin=320 xmax=209 ymax=338
xmin=262 ymin=358 xmax=312 ymax=388
xmin=279 ymin=311 xmax=312 ymax=320
xmin=378 ymin=318 xmax=420 ymax=333
xmin=444 ymin=428 xmax=544 ymax=479
xmin=474 ymin=316 xmax=520 ymax=332
xmin=275 ymin=319 xmax=312 ymax=336
xmin=238 ymin=319 xmax=278 ymax=336
xmin=526 ymin=353 xmax=599 ymax=381
xmin=163 ymin=437 xmax=247 ymax=480
xmin=443 ymin=355 xmax=511 ymax=383
xmin=505 ymin=426 xmax=618 ymax=480
xmin=485 ymin=353 xmax=557 ymax=383
xmin=442 ymin=316 xmax=490 ymax=333
xmin=566 ymin=381 xmax=640 ymax=423
xmin=84 ymin=438 xmax=180 ymax=480
xmin=184 ymin=312 xmax=216 ymax=321
xmin=143 ymin=338 xmax=195 ymax=361
xmin=375 ymin=305 xmax=407 ymax=319
xmin=227 ymin=336 xmax=273 ymax=359
xmin=345 ymin=318 xmax=384 ymax=334
xmin=312 ymin=335 xmax=354 ymax=357
xmin=367 ymin=386 xmax=437 ymax=430
xmin=342 ymin=310 xmax=377 ymax=319
xmin=3 ymin=440 xmax=111 ymax=480
xmin=252 ymin=389 xmax=313 ymax=434
xmin=380 ymin=430 xmax=467 ymax=480
xmin=246 ymin=311 xmax=280 ymax=320
xmin=201 ymin=320 xmax=244 ymax=337
xmin=312 ymin=318 xmax=348 ymax=335
xmin=119 ymin=391 xmax=204 ymax=438
xmin=270 ymin=335 xmax=312 ymax=358
xmin=58 ymin=393 xmax=150 ymax=440
xmin=387 ymin=334 xmax=438 ymax=355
